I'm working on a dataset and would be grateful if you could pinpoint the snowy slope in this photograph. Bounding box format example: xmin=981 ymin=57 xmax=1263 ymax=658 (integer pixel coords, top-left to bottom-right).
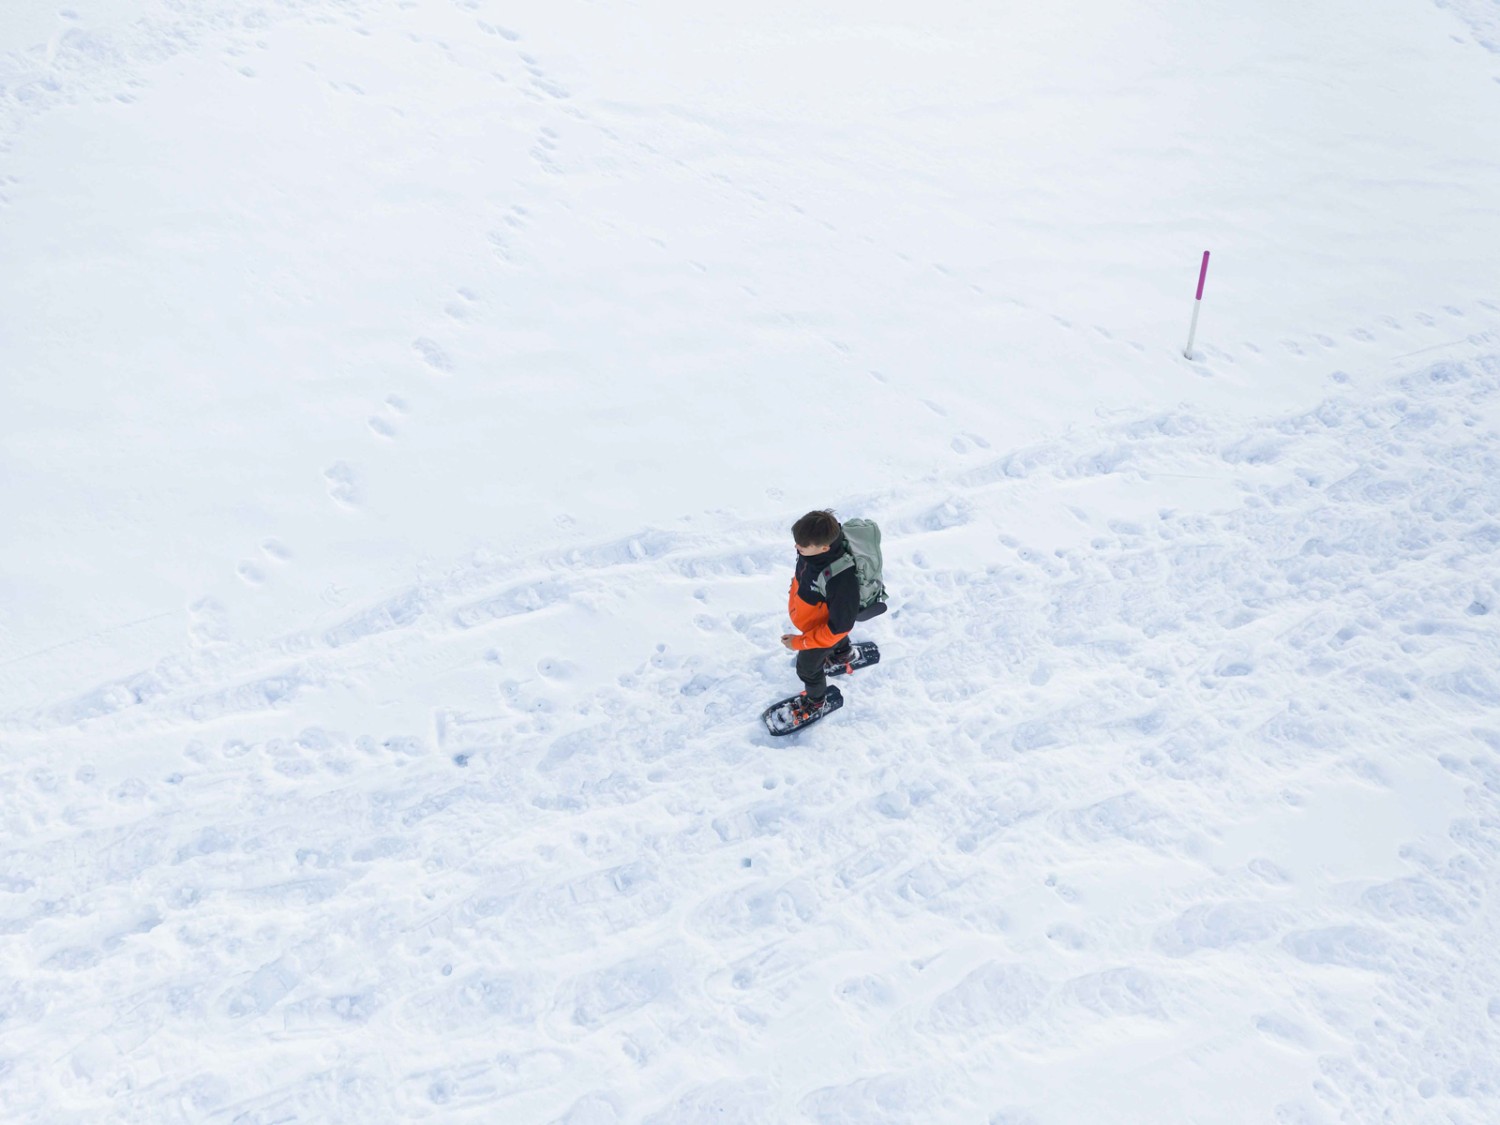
xmin=5 ymin=350 xmax=1500 ymax=1123
xmin=4 ymin=0 xmax=1500 ymax=1122
xmin=6 ymin=0 xmax=1500 ymax=690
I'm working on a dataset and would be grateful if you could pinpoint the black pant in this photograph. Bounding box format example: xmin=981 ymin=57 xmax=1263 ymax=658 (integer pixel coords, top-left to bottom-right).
xmin=796 ymin=638 xmax=853 ymax=701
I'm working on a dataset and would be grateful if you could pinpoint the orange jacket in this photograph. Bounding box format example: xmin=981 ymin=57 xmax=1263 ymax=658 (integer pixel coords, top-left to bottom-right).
xmin=787 ymin=543 xmax=860 ymax=650
xmin=788 ymin=579 xmax=847 ymax=650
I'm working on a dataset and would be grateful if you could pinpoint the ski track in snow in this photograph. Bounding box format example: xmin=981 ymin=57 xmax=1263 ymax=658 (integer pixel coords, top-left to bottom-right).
xmin=3 ymin=357 xmax=1500 ymax=1123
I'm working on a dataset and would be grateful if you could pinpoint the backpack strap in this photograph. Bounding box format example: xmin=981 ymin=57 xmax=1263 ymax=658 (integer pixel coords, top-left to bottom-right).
xmin=812 ymin=552 xmax=856 ymax=598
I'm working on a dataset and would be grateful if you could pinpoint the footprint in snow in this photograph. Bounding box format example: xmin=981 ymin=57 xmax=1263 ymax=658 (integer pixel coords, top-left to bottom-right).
xmin=188 ymin=598 xmax=229 ymax=645
xmin=412 ymin=337 xmax=453 ymax=373
xmin=537 ymin=657 xmax=576 ymax=680
xmin=323 ymin=462 xmax=362 ymax=508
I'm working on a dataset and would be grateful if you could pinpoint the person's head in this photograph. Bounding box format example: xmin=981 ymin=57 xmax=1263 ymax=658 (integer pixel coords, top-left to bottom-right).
xmin=792 ymin=510 xmax=842 ymax=556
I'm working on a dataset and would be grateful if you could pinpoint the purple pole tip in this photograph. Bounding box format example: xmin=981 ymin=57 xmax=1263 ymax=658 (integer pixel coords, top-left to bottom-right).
xmin=1195 ymin=251 xmax=1211 ymax=301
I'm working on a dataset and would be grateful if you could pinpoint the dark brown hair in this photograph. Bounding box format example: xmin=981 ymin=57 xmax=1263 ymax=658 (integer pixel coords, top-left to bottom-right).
xmin=792 ymin=510 xmax=842 ymax=548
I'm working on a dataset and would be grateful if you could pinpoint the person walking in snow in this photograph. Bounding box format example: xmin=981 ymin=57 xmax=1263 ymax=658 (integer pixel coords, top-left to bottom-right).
xmin=780 ymin=510 xmax=862 ymax=717
xmin=761 ymin=510 xmax=885 ymax=735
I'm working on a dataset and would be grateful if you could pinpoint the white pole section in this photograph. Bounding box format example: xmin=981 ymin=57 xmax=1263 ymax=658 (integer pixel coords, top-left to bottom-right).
xmin=1184 ymin=250 xmax=1210 ymax=359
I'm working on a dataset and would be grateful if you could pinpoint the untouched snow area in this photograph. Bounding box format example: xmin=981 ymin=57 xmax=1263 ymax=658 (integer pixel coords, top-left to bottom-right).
xmin=4 ymin=0 xmax=1500 ymax=1122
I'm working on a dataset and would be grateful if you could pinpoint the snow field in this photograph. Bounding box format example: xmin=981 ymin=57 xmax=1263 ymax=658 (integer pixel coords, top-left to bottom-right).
xmin=7 ymin=0 xmax=1500 ymax=688
xmin=4 ymin=351 xmax=1500 ymax=1122
xmin=6 ymin=0 xmax=1500 ymax=1120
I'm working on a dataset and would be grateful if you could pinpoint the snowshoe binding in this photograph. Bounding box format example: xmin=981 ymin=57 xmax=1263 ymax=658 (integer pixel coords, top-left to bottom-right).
xmin=823 ymin=641 xmax=880 ymax=678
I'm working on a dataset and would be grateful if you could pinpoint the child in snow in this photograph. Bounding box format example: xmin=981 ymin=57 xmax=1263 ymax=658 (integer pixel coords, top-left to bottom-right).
xmin=781 ymin=509 xmax=859 ymax=712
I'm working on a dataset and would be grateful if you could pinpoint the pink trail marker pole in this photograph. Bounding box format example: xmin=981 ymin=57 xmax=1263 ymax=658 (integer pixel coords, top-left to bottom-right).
xmin=1184 ymin=250 xmax=1210 ymax=358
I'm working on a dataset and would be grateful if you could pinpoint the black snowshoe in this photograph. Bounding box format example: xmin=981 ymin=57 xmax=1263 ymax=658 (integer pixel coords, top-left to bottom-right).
xmin=761 ymin=685 xmax=844 ymax=736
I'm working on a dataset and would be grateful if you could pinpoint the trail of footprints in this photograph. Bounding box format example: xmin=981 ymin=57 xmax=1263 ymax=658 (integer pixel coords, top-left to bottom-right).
xmin=259 ymin=25 xmax=563 ymax=585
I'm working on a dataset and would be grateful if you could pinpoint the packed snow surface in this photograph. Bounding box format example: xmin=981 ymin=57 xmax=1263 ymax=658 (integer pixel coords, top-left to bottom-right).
xmin=3 ymin=0 xmax=1500 ymax=1122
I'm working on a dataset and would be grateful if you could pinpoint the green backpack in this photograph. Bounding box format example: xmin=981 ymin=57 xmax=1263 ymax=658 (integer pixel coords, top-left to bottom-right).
xmin=812 ymin=518 xmax=888 ymax=620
